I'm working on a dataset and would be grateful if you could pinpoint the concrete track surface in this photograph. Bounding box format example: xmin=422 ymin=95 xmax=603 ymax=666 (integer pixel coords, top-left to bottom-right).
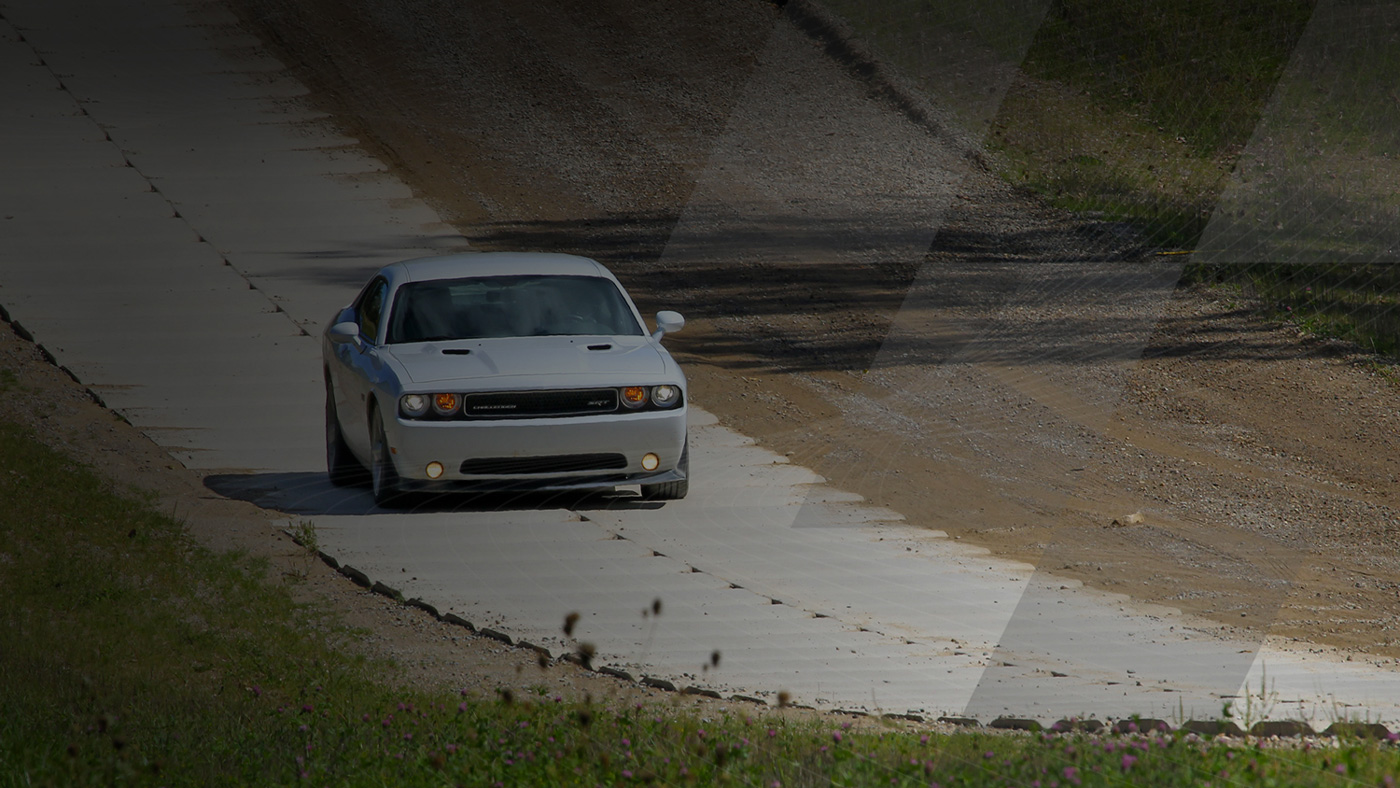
xmin=3 ymin=0 xmax=1399 ymax=726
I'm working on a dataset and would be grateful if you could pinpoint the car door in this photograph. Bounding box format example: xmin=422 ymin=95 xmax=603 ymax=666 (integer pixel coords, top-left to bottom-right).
xmin=331 ymin=277 xmax=389 ymax=461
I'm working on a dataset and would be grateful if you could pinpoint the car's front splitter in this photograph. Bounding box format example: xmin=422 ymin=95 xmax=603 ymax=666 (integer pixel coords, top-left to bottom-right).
xmin=395 ymin=467 xmax=686 ymax=494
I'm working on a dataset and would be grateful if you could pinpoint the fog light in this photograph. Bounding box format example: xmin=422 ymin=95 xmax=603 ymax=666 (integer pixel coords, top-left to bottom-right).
xmin=641 ymin=453 xmax=660 ymax=471
xmin=426 ymin=461 xmax=444 ymax=479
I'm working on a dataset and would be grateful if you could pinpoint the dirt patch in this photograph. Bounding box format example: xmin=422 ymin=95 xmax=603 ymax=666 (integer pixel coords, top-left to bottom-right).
xmin=685 ymin=269 xmax=1400 ymax=654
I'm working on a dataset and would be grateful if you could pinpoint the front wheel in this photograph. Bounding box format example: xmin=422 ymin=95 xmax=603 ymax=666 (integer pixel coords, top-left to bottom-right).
xmin=326 ymin=383 xmax=367 ymax=487
xmin=641 ymin=440 xmax=689 ymax=501
xmin=370 ymin=410 xmax=406 ymax=508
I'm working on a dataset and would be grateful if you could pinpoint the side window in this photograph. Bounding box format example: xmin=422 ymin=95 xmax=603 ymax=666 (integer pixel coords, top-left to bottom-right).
xmin=355 ymin=279 xmax=389 ymax=344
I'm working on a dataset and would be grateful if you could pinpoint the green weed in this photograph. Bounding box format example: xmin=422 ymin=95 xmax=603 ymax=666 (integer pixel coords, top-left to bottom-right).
xmin=288 ymin=518 xmax=320 ymax=556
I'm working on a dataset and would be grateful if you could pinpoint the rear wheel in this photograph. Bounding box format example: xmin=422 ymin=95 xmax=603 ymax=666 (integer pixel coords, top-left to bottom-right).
xmin=641 ymin=440 xmax=689 ymax=501
xmin=326 ymin=382 xmax=367 ymax=486
xmin=370 ymin=410 xmax=406 ymax=508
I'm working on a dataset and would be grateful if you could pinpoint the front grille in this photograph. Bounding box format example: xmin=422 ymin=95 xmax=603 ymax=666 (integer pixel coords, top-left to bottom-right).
xmin=460 ymin=453 xmax=628 ymax=475
xmin=461 ymin=388 xmax=618 ymax=419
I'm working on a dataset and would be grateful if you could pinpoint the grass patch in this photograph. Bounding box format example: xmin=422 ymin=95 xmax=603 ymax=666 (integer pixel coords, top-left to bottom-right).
xmin=0 ymin=368 xmax=23 ymax=392
xmin=1187 ymin=263 xmax=1400 ymax=359
xmin=988 ymin=78 xmax=1226 ymax=249
xmin=986 ymin=0 xmax=1314 ymax=248
xmin=1192 ymin=1 xmax=1400 ymax=264
xmin=813 ymin=0 xmax=1400 ymax=259
xmin=4 ymin=417 xmax=1400 ymax=784
xmin=815 ymin=0 xmax=1316 ymax=249
xmin=1021 ymin=0 xmax=1315 ymax=156
xmin=0 ymin=419 xmax=383 ymax=785
xmin=818 ymin=1 xmax=1400 ymax=352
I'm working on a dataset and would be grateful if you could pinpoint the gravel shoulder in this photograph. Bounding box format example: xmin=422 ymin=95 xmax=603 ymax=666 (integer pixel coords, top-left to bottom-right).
xmin=7 ymin=0 xmax=1397 ymax=706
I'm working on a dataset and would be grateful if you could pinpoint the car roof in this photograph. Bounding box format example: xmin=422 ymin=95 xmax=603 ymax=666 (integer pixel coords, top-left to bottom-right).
xmin=389 ymin=252 xmax=616 ymax=283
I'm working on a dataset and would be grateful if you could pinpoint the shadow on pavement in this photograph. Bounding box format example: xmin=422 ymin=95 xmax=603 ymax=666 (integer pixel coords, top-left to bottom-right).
xmin=203 ymin=472 xmax=665 ymax=516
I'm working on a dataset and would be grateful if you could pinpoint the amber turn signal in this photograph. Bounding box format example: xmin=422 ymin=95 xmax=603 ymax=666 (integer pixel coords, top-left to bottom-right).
xmin=433 ymin=392 xmax=460 ymax=415
xmin=621 ymin=386 xmax=648 ymax=409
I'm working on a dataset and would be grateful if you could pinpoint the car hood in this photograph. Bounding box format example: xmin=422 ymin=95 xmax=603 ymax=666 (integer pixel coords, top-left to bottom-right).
xmin=384 ymin=336 xmax=675 ymax=386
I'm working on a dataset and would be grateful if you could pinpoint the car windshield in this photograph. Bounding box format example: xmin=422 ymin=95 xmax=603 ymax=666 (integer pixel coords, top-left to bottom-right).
xmin=386 ymin=275 xmax=646 ymax=343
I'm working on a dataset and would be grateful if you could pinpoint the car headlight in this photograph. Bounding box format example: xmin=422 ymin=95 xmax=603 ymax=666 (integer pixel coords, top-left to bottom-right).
xmin=651 ymin=385 xmax=681 ymax=408
xmin=400 ymin=393 xmax=429 ymax=418
xmin=432 ymin=392 xmax=460 ymax=416
xmin=620 ymin=386 xmax=648 ymax=410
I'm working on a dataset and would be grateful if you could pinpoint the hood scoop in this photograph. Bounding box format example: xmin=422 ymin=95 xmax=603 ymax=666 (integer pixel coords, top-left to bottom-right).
xmin=441 ymin=348 xmax=472 ymax=355
xmin=587 ymin=344 xmax=613 ymax=351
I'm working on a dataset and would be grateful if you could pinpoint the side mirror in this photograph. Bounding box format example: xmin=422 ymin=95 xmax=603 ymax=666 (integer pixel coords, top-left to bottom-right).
xmin=652 ymin=310 xmax=685 ymax=340
xmin=328 ymin=321 xmax=363 ymax=349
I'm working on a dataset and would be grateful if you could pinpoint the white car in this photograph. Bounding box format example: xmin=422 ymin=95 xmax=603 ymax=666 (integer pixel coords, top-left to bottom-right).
xmin=323 ymin=252 xmax=688 ymax=506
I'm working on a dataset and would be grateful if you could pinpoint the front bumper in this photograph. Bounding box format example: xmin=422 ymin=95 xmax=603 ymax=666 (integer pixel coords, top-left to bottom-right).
xmin=383 ymin=406 xmax=687 ymax=486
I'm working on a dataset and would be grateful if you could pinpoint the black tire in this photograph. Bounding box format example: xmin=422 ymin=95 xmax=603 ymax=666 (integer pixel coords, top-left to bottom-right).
xmin=641 ymin=440 xmax=689 ymax=501
xmin=326 ymin=383 xmax=367 ymax=487
xmin=370 ymin=410 xmax=406 ymax=508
